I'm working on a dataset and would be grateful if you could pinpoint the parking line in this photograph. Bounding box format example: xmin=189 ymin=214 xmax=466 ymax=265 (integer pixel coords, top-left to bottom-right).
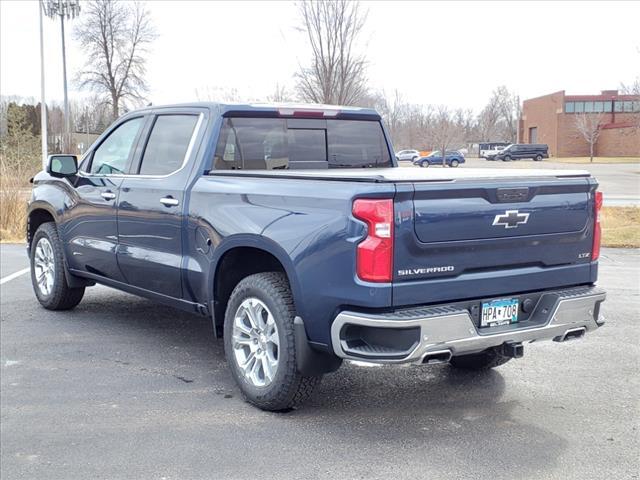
xmin=0 ymin=268 xmax=30 ymax=285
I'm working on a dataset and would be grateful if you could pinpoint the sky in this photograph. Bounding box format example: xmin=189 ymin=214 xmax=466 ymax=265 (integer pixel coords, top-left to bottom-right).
xmin=1 ymin=0 xmax=639 ymax=113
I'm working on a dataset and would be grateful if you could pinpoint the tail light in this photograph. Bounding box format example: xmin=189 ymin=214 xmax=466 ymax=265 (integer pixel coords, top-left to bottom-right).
xmin=352 ymin=199 xmax=394 ymax=282
xmin=592 ymin=191 xmax=603 ymax=261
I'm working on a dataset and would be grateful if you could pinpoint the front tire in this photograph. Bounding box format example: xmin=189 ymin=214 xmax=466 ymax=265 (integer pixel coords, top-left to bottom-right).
xmin=30 ymin=222 xmax=85 ymax=310
xmin=502 ymin=155 xmax=512 ymax=162
xmin=450 ymin=159 xmax=460 ymax=167
xmin=449 ymin=347 xmax=511 ymax=371
xmin=224 ymin=272 xmax=321 ymax=411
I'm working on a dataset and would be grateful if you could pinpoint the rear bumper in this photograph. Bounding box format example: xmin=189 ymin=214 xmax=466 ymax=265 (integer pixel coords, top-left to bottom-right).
xmin=330 ymin=286 xmax=606 ymax=364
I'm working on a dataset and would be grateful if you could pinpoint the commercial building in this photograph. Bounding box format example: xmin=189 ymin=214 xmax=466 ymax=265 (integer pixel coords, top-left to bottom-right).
xmin=520 ymin=90 xmax=640 ymax=157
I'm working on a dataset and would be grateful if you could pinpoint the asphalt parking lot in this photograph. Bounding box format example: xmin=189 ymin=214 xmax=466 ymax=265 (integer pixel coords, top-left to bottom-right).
xmin=401 ymin=157 xmax=640 ymax=206
xmin=1 ymin=243 xmax=638 ymax=480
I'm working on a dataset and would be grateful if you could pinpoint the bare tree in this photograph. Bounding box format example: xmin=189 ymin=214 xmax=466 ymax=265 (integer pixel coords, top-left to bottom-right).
xmin=267 ymin=83 xmax=297 ymax=103
xmin=620 ymin=77 xmax=640 ymax=130
xmin=493 ymin=86 xmax=521 ymax=143
xmin=75 ymin=0 xmax=156 ymax=120
xmin=430 ymin=106 xmax=464 ymax=166
xmin=574 ymin=113 xmax=605 ymax=162
xmin=295 ymin=0 xmax=368 ymax=106
xmin=477 ymin=94 xmax=503 ymax=141
xmin=195 ymin=86 xmax=242 ymax=103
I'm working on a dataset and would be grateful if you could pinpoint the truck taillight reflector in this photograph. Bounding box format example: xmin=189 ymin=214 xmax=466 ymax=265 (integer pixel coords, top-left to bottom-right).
xmin=352 ymin=199 xmax=394 ymax=282
xmin=592 ymin=191 xmax=603 ymax=261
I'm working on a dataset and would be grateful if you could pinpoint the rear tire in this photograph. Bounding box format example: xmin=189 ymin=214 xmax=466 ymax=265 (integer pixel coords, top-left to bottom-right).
xmin=30 ymin=222 xmax=85 ymax=310
xmin=224 ymin=272 xmax=322 ymax=411
xmin=449 ymin=347 xmax=511 ymax=371
xmin=534 ymin=154 xmax=543 ymax=161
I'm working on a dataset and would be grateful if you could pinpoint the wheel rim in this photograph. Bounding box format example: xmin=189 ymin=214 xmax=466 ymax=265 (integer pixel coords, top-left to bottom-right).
xmin=232 ymin=297 xmax=279 ymax=387
xmin=34 ymin=237 xmax=55 ymax=296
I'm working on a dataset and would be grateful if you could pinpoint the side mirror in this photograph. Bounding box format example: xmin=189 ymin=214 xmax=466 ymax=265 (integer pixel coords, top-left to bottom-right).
xmin=47 ymin=155 xmax=78 ymax=178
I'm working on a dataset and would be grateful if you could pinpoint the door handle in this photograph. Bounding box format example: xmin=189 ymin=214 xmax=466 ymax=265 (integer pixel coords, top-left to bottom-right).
xmin=160 ymin=196 xmax=179 ymax=207
xmin=101 ymin=191 xmax=116 ymax=200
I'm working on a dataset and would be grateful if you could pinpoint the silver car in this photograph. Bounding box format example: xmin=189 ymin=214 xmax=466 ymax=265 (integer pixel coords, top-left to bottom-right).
xmin=395 ymin=149 xmax=420 ymax=162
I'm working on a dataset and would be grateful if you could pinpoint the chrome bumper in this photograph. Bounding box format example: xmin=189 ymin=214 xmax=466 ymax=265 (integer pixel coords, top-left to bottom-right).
xmin=331 ymin=286 xmax=606 ymax=364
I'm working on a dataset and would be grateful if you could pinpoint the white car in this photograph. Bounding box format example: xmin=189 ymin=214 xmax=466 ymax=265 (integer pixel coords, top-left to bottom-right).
xmin=481 ymin=145 xmax=507 ymax=159
xmin=395 ymin=149 xmax=420 ymax=162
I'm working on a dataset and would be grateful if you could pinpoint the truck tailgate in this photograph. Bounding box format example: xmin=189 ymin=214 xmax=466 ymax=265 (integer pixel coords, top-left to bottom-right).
xmin=392 ymin=175 xmax=598 ymax=307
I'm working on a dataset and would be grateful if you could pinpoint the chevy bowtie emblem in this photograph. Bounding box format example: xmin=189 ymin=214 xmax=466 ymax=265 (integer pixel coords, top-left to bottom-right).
xmin=492 ymin=210 xmax=530 ymax=229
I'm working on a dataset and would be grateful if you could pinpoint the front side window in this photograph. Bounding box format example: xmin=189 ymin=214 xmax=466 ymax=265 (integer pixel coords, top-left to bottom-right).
xmin=212 ymin=117 xmax=391 ymax=170
xmin=90 ymin=117 xmax=144 ymax=175
xmin=138 ymin=115 xmax=199 ymax=175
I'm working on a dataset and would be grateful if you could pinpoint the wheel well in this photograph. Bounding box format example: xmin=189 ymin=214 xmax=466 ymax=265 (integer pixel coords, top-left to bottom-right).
xmin=27 ymin=209 xmax=55 ymax=248
xmin=213 ymin=247 xmax=287 ymax=335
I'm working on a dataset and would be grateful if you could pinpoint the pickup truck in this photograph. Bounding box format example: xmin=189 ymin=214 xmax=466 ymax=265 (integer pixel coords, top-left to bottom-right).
xmin=27 ymin=102 xmax=606 ymax=411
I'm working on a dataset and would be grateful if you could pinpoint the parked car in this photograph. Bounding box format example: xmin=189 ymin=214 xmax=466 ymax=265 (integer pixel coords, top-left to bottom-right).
xmin=413 ymin=150 xmax=465 ymax=167
xmin=480 ymin=142 xmax=510 ymax=158
xmin=28 ymin=102 xmax=605 ymax=411
xmin=494 ymin=144 xmax=549 ymax=161
xmin=483 ymin=145 xmax=507 ymax=160
xmin=395 ymin=149 xmax=420 ymax=162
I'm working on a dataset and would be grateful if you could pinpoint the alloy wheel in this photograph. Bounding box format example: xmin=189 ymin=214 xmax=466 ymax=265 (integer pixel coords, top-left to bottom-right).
xmin=232 ymin=297 xmax=280 ymax=387
xmin=34 ymin=237 xmax=55 ymax=296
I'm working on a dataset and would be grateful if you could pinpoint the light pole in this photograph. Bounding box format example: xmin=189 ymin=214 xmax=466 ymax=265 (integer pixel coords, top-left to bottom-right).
xmin=38 ymin=1 xmax=47 ymax=168
xmin=42 ymin=0 xmax=80 ymax=152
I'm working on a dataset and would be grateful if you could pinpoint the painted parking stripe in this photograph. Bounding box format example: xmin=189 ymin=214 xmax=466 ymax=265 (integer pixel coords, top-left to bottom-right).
xmin=0 ymin=268 xmax=30 ymax=285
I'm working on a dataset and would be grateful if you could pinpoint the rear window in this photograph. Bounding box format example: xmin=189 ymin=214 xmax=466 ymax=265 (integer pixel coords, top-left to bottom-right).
xmin=212 ymin=117 xmax=391 ymax=170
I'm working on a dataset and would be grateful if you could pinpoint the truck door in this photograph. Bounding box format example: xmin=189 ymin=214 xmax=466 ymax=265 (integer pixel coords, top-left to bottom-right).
xmin=65 ymin=116 xmax=147 ymax=282
xmin=116 ymin=110 xmax=205 ymax=298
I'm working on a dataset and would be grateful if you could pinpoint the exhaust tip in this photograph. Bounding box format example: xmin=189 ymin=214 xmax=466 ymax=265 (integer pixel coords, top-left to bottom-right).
xmin=554 ymin=327 xmax=586 ymax=342
xmin=421 ymin=350 xmax=452 ymax=365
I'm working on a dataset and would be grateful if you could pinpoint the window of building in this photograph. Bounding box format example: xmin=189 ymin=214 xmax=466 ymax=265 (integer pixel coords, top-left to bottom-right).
xmin=614 ymin=101 xmax=624 ymax=112
xmin=593 ymin=101 xmax=604 ymax=113
xmin=634 ymin=101 xmax=640 ymax=113
xmin=574 ymin=102 xmax=584 ymax=113
xmin=584 ymin=101 xmax=594 ymax=113
xmin=565 ymin=102 xmax=575 ymax=113
xmin=529 ymin=127 xmax=538 ymax=143
xmin=623 ymin=101 xmax=633 ymax=112
xmin=604 ymin=101 xmax=613 ymax=113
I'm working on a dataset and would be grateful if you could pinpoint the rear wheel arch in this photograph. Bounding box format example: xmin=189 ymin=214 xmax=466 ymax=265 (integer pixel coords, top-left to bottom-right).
xmin=211 ymin=242 xmax=301 ymax=336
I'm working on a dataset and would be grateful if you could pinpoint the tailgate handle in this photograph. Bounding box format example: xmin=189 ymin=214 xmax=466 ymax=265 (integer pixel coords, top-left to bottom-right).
xmin=496 ymin=187 xmax=530 ymax=203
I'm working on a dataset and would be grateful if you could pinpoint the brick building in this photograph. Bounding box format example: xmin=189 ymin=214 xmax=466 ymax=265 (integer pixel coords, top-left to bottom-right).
xmin=520 ymin=90 xmax=640 ymax=157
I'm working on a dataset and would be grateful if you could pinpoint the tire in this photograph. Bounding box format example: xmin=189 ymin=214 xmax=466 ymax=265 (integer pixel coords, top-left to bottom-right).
xmin=450 ymin=159 xmax=460 ymax=167
xmin=534 ymin=154 xmax=543 ymax=161
xmin=502 ymin=155 xmax=512 ymax=162
xmin=449 ymin=347 xmax=511 ymax=371
xmin=224 ymin=272 xmax=322 ymax=411
xmin=30 ymin=222 xmax=85 ymax=310
xmin=420 ymin=162 xmax=429 ymax=168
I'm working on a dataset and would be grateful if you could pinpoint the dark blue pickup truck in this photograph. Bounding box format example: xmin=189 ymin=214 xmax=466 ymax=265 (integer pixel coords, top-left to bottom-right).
xmin=28 ymin=102 xmax=606 ymax=411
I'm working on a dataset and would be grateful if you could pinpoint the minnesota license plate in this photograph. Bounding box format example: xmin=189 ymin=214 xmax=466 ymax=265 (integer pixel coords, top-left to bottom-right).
xmin=481 ymin=298 xmax=519 ymax=327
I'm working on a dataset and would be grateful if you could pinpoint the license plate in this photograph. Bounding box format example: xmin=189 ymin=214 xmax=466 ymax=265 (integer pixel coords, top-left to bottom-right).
xmin=481 ymin=298 xmax=519 ymax=327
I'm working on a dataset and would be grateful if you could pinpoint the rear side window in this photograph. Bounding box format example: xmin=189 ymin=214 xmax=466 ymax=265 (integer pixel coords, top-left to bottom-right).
xmin=139 ymin=115 xmax=199 ymax=175
xmin=213 ymin=117 xmax=391 ymax=170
